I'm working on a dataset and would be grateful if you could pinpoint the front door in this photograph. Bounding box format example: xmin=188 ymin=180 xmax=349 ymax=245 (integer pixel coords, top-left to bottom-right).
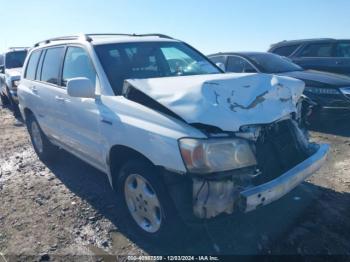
xmin=59 ymin=46 xmax=105 ymax=168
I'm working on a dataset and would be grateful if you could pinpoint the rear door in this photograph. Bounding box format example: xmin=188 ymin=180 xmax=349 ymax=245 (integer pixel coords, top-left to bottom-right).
xmin=292 ymin=42 xmax=338 ymax=73
xmin=20 ymin=49 xmax=43 ymax=121
xmin=334 ymin=41 xmax=350 ymax=76
xmin=34 ymin=46 xmax=67 ymax=140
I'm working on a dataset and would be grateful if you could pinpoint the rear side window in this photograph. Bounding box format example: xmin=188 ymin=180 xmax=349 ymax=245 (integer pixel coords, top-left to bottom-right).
xmin=299 ymin=43 xmax=333 ymax=57
xmin=209 ymin=56 xmax=226 ymax=64
xmin=62 ymin=47 xmax=97 ymax=87
xmin=41 ymin=47 xmax=65 ymax=85
xmin=335 ymin=42 xmax=350 ymax=57
xmin=272 ymin=45 xmax=299 ymax=57
xmin=25 ymin=50 xmax=42 ymax=80
xmin=226 ymin=56 xmax=256 ymax=73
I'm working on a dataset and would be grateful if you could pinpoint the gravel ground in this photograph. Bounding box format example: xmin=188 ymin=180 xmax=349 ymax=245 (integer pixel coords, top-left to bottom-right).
xmin=1 ymin=104 xmax=350 ymax=261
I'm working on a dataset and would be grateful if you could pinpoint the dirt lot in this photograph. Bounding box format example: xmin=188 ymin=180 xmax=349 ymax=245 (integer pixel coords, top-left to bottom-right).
xmin=1 ymin=104 xmax=350 ymax=261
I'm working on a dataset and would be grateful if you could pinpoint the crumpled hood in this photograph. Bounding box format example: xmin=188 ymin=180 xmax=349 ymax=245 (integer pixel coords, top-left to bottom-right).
xmin=126 ymin=73 xmax=305 ymax=132
xmin=5 ymin=67 xmax=22 ymax=79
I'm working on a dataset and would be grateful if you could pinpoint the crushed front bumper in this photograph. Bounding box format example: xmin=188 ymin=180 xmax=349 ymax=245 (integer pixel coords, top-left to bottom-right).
xmin=240 ymin=144 xmax=329 ymax=212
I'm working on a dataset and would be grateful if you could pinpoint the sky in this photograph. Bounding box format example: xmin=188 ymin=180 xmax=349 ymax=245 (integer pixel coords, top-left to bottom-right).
xmin=1 ymin=0 xmax=350 ymax=54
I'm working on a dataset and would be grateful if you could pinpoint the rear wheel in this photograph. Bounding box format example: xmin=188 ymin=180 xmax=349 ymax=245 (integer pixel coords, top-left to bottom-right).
xmin=115 ymin=159 xmax=183 ymax=242
xmin=27 ymin=114 xmax=58 ymax=161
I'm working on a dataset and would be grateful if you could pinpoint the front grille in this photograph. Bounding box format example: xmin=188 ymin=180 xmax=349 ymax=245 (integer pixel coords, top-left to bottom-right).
xmin=253 ymin=120 xmax=308 ymax=185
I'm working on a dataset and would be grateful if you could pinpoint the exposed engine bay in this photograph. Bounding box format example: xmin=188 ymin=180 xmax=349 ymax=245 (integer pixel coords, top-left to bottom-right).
xmin=192 ymin=117 xmax=317 ymax=219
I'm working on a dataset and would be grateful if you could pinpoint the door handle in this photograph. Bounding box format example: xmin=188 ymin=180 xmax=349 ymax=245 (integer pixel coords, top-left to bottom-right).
xmin=55 ymin=96 xmax=66 ymax=102
xmin=30 ymin=86 xmax=38 ymax=93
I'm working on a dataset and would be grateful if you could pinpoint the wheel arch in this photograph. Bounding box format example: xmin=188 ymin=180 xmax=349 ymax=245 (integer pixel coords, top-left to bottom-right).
xmin=108 ymin=144 xmax=156 ymax=189
xmin=23 ymin=107 xmax=34 ymax=122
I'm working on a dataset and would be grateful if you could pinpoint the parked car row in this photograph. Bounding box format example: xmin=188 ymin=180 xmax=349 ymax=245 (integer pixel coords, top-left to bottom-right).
xmin=208 ymin=51 xmax=350 ymax=114
xmin=1 ymin=34 xmax=340 ymax=241
xmin=269 ymin=38 xmax=350 ymax=76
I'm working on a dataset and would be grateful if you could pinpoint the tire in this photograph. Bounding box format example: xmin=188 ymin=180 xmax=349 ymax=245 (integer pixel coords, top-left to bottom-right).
xmin=115 ymin=159 xmax=183 ymax=242
xmin=8 ymin=93 xmax=21 ymax=119
xmin=26 ymin=114 xmax=58 ymax=161
xmin=0 ymin=93 xmax=9 ymax=107
xmin=308 ymin=106 xmax=322 ymax=125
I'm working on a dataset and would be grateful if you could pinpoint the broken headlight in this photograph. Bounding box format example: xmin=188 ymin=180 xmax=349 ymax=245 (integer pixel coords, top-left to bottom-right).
xmin=179 ymin=138 xmax=257 ymax=174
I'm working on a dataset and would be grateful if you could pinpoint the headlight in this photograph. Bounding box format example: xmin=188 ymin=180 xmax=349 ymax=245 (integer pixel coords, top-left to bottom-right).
xmin=340 ymin=87 xmax=350 ymax=95
xmin=304 ymin=86 xmax=340 ymax=95
xmin=179 ymin=138 xmax=257 ymax=174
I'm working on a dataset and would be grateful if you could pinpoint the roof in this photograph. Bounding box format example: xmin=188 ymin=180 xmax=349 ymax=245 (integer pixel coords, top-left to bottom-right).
xmin=208 ymin=51 xmax=268 ymax=57
xmin=270 ymin=38 xmax=350 ymax=48
xmin=33 ymin=33 xmax=179 ymax=48
xmin=4 ymin=47 xmax=29 ymax=53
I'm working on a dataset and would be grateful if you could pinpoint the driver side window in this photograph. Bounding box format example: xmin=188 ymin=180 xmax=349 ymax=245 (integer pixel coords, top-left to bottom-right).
xmin=227 ymin=56 xmax=256 ymax=73
xmin=62 ymin=47 xmax=96 ymax=87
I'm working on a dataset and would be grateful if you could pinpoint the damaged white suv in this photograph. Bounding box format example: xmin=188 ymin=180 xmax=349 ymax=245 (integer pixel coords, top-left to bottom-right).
xmin=18 ymin=34 xmax=329 ymax=240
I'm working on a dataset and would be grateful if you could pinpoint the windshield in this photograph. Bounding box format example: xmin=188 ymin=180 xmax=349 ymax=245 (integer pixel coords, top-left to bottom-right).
xmin=5 ymin=50 xmax=28 ymax=69
xmin=247 ymin=53 xmax=303 ymax=73
xmin=94 ymin=41 xmax=221 ymax=94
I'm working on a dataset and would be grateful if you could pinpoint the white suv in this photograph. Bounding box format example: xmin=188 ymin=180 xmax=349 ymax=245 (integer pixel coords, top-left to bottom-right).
xmin=0 ymin=47 xmax=29 ymax=117
xmin=18 ymin=34 xmax=329 ymax=240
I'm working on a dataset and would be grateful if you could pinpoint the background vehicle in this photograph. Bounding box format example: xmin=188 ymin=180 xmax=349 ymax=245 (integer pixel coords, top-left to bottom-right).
xmin=268 ymin=38 xmax=350 ymax=76
xmin=208 ymin=52 xmax=350 ymax=118
xmin=0 ymin=47 xmax=29 ymax=117
xmin=18 ymin=34 xmax=328 ymax=241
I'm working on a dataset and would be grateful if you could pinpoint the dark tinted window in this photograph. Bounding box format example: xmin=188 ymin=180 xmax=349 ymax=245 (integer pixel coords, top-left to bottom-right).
xmin=246 ymin=53 xmax=303 ymax=73
xmin=62 ymin=47 xmax=96 ymax=87
xmin=25 ymin=50 xmax=42 ymax=80
xmin=209 ymin=55 xmax=226 ymax=64
xmin=299 ymin=43 xmax=333 ymax=57
xmin=95 ymin=42 xmax=220 ymax=95
xmin=36 ymin=50 xmax=45 ymax=80
xmin=335 ymin=42 xmax=350 ymax=57
xmin=5 ymin=50 xmax=28 ymax=69
xmin=41 ymin=47 xmax=65 ymax=85
xmin=0 ymin=54 xmax=3 ymax=65
xmin=226 ymin=56 xmax=256 ymax=73
xmin=272 ymin=45 xmax=299 ymax=57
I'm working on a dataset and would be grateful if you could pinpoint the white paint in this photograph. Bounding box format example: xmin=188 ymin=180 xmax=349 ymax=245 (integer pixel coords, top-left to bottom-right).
xmin=127 ymin=73 xmax=305 ymax=132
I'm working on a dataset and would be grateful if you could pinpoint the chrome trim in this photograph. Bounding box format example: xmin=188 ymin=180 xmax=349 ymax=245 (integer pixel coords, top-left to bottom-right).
xmin=240 ymin=144 xmax=329 ymax=212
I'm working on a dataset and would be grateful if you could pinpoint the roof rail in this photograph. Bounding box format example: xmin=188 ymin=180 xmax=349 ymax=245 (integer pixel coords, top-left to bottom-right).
xmin=85 ymin=33 xmax=173 ymax=39
xmin=33 ymin=33 xmax=174 ymax=48
xmin=33 ymin=34 xmax=91 ymax=47
xmin=272 ymin=38 xmax=336 ymax=46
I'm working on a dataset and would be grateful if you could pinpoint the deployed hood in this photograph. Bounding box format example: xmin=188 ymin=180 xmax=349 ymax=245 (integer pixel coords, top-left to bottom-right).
xmin=5 ymin=67 xmax=22 ymax=78
xmin=281 ymin=70 xmax=350 ymax=87
xmin=125 ymin=73 xmax=305 ymax=132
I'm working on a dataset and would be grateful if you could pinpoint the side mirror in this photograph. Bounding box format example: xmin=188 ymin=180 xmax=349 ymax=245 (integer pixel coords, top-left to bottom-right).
xmin=67 ymin=77 xmax=95 ymax=98
xmin=0 ymin=65 xmax=4 ymax=74
xmin=216 ymin=62 xmax=226 ymax=72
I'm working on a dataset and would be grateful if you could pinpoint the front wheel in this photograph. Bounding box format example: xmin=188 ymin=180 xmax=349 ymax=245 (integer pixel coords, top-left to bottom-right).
xmin=27 ymin=114 xmax=58 ymax=161
xmin=115 ymin=159 xmax=183 ymax=241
